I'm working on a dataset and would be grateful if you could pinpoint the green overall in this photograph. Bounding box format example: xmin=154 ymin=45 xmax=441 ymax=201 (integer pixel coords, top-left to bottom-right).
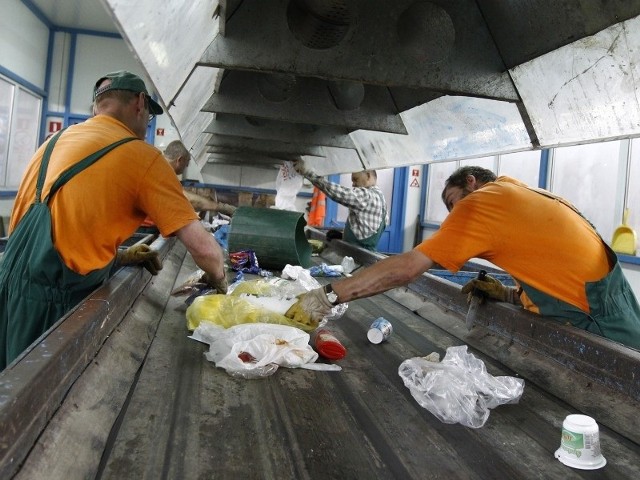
xmin=516 ymin=187 xmax=640 ymax=350
xmin=0 ymin=131 xmax=136 ymax=369
xmin=343 ymin=190 xmax=387 ymax=251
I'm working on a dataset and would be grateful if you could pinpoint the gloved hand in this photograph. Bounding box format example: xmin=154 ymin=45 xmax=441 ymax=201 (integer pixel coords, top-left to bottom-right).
xmin=117 ymin=244 xmax=162 ymax=275
xmin=460 ymin=274 xmax=518 ymax=304
xmin=201 ymin=272 xmax=228 ymax=294
xmin=285 ymin=287 xmax=333 ymax=329
xmin=216 ymin=202 xmax=237 ymax=217
xmin=293 ymin=160 xmax=314 ymax=177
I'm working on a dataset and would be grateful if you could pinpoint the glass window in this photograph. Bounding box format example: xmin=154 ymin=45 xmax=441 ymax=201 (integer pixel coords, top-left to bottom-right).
xmin=0 ymin=77 xmax=15 ymax=186
xmin=498 ymin=150 xmax=541 ymax=187
xmin=424 ymin=161 xmax=457 ymax=224
xmin=550 ymin=140 xmax=623 ymax=243
xmin=6 ymin=88 xmax=41 ymax=187
xmin=0 ymin=75 xmax=42 ymax=188
xmin=626 ymin=138 xmax=640 ymax=253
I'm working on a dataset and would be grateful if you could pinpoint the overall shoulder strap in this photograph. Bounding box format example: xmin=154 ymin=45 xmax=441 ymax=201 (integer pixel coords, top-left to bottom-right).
xmin=44 ymin=137 xmax=137 ymax=203
xmin=35 ymin=129 xmax=66 ymax=204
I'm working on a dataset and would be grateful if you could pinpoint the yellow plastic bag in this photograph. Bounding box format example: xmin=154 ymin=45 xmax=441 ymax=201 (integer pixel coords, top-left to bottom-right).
xmin=186 ymin=294 xmax=318 ymax=332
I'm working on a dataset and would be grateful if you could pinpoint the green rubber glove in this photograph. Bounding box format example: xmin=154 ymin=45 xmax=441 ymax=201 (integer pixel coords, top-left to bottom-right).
xmin=117 ymin=244 xmax=162 ymax=275
xmin=461 ymin=274 xmax=517 ymax=303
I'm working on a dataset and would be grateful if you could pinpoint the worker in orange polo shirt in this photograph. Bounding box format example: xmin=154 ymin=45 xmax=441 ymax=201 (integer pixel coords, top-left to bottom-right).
xmin=0 ymin=71 xmax=227 ymax=370
xmin=286 ymin=166 xmax=640 ymax=350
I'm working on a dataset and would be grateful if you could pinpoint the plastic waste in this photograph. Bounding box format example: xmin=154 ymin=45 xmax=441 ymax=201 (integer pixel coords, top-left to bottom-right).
xmin=398 ymin=345 xmax=524 ymax=428
xmin=313 ymin=329 xmax=347 ymax=360
xmin=190 ymin=322 xmax=342 ymax=378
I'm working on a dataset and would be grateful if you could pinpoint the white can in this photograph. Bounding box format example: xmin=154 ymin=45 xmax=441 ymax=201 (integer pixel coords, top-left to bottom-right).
xmin=367 ymin=317 xmax=393 ymax=344
xmin=554 ymin=414 xmax=606 ymax=470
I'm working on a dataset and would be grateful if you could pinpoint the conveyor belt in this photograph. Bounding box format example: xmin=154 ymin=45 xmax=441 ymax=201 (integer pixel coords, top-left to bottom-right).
xmin=2 ymin=238 xmax=640 ymax=479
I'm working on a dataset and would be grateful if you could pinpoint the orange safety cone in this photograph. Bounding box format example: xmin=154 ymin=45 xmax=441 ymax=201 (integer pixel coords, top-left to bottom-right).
xmin=307 ymin=187 xmax=326 ymax=227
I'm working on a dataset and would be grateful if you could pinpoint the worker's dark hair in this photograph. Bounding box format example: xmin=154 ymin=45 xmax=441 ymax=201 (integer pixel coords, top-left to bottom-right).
xmin=441 ymin=166 xmax=497 ymax=202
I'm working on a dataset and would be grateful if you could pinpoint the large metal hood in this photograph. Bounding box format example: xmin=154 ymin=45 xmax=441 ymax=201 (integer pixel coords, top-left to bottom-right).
xmin=102 ymin=0 xmax=640 ymax=174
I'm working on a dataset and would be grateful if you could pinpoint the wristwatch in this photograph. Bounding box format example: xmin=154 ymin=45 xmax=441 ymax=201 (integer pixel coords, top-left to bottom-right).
xmin=324 ymin=284 xmax=339 ymax=305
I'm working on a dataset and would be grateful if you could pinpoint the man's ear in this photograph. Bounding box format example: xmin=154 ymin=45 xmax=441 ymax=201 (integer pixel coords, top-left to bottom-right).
xmin=466 ymin=174 xmax=477 ymax=189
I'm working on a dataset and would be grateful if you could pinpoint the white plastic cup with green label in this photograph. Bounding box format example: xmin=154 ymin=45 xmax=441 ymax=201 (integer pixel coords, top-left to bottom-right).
xmin=554 ymin=414 xmax=606 ymax=470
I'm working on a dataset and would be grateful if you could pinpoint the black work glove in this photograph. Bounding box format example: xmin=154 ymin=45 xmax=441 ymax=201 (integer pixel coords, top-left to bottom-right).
xmin=117 ymin=244 xmax=162 ymax=275
xmin=461 ymin=274 xmax=518 ymax=304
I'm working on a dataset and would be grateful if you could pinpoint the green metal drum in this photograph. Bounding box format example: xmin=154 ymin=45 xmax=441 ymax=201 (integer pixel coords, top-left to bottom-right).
xmin=228 ymin=207 xmax=312 ymax=270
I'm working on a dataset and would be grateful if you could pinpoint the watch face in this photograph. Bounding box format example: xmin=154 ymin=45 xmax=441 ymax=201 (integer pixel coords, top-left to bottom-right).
xmin=327 ymin=292 xmax=338 ymax=303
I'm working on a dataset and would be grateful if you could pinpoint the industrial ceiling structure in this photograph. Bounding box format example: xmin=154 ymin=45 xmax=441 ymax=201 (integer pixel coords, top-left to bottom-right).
xmin=96 ymin=1 xmax=640 ymax=175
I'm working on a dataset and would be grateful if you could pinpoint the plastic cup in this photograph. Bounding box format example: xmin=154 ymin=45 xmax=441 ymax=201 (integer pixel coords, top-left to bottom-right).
xmin=367 ymin=317 xmax=393 ymax=344
xmin=554 ymin=414 xmax=606 ymax=470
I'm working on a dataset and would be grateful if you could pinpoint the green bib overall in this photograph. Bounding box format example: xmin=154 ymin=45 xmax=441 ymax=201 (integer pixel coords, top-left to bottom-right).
xmin=343 ymin=190 xmax=387 ymax=251
xmin=0 ymin=131 xmax=135 ymax=369
xmin=516 ymin=187 xmax=640 ymax=350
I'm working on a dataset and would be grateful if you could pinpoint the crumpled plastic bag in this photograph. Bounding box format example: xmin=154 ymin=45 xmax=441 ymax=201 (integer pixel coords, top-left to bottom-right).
xmin=190 ymin=322 xmax=341 ymax=378
xmin=186 ymin=294 xmax=317 ymax=331
xmin=274 ymin=161 xmax=303 ymax=211
xmin=398 ymin=345 xmax=525 ymax=428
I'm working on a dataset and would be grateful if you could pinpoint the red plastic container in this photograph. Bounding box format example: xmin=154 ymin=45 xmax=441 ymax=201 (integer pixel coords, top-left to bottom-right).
xmin=313 ymin=329 xmax=347 ymax=360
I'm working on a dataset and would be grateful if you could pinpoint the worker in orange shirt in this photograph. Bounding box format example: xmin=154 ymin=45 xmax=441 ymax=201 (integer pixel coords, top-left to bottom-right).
xmin=139 ymin=141 xmax=236 ymax=233
xmin=0 ymin=70 xmax=228 ymax=370
xmin=286 ymin=166 xmax=640 ymax=350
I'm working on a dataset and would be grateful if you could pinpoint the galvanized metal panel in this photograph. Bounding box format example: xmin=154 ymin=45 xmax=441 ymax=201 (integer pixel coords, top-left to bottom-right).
xmin=102 ymin=0 xmax=221 ymax=104
xmin=200 ymin=0 xmax=518 ymax=101
xmin=477 ymin=0 xmax=640 ymax=68
xmin=349 ymin=96 xmax=532 ymax=172
xmin=205 ymin=114 xmax=356 ymax=148
xmin=511 ymin=15 xmax=640 ymax=147
xmin=203 ymin=70 xmax=408 ymax=134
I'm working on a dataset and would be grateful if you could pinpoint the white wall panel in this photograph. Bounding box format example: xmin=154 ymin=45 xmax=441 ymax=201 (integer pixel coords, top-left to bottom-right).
xmin=47 ymin=33 xmax=72 ymax=112
xmin=71 ymin=35 xmax=146 ymax=114
xmin=511 ymin=15 xmax=640 ymax=147
xmin=0 ymin=0 xmax=49 ymax=88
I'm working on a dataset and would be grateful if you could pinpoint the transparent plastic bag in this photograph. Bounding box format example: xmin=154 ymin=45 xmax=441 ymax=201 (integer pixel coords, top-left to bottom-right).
xmin=398 ymin=345 xmax=524 ymax=428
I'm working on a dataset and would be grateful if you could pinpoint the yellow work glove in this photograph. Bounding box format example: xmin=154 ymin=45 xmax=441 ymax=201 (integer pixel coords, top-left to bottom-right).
xmin=201 ymin=272 xmax=229 ymax=294
xmin=285 ymin=287 xmax=333 ymax=329
xmin=460 ymin=274 xmax=518 ymax=304
xmin=117 ymin=244 xmax=162 ymax=275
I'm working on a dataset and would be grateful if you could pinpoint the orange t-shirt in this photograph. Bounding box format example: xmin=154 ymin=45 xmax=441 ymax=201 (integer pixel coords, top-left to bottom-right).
xmin=9 ymin=115 xmax=198 ymax=274
xmin=415 ymin=176 xmax=610 ymax=313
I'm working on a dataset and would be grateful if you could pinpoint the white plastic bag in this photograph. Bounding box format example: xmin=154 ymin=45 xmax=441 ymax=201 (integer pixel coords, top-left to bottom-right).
xmin=398 ymin=345 xmax=524 ymax=428
xmin=274 ymin=161 xmax=303 ymax=211
xmin=191 ymin=322 xmax=341 ymax=379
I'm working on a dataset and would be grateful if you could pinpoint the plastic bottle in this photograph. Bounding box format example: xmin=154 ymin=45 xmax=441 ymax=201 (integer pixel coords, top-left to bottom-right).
xmin=313 ymin=329 xmax=347 ymax=360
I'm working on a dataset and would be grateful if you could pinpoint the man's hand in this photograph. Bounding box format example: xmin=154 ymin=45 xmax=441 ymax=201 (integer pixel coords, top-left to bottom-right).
xmin=117 ymin=244 xmax=162 ymax=275
xmin=201 ymin=272 xmax=228 ymax=294
xmin=285 ymin=287 xmax=333 ymax=328
xmin=461 ymin=274 xmax=518 ymax=304
xmin=293 ymin=160 xmax=313 ymax=177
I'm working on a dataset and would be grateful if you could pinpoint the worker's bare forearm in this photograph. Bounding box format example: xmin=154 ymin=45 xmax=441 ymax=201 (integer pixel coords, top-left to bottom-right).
xmin=332 ymin=250 xmax=433 ymax=304
xmin=176 ymin=221 xmax=226 ymax=280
